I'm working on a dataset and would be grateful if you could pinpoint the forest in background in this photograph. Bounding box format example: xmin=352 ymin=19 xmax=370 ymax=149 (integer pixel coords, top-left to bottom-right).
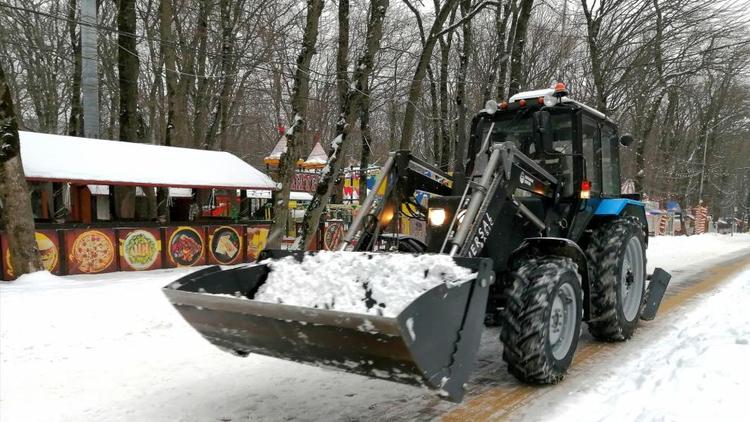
xmin=1 ymin=0 xmax=749 ymax=219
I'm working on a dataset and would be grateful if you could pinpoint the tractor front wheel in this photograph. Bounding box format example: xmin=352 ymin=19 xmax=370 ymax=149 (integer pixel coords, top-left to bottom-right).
xmin=501 ymin=256 xmax=583 ymax=384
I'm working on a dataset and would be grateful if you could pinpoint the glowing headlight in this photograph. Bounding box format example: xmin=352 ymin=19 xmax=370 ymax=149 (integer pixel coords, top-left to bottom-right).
xmin=428 ymin=208 xmax=447 ymax=226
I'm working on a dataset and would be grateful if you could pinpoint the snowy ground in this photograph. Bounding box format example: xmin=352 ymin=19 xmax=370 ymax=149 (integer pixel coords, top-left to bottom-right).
xmin=527 ymin=267 xmax=750 ymax=422
xmin=1 ymin=233 xmax=749 ymax=422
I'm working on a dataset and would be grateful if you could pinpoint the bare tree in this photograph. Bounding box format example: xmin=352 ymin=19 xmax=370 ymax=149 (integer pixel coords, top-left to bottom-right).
xmin=267 ymin=0 xmax=325 ymax=248
xmin=0 ymin=63 xmax=43 ymax=277
xmin=399 ymin=0 xmax=460 ymax=149
xmin=294 ymin=0 xmax=390 ymax=249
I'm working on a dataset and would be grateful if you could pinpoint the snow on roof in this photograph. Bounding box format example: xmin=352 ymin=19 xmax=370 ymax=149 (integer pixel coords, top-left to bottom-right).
xmin=20 ymin=131 xmax=276 ymax=190
xmin=508 ymin=88 xmax=555 ymax=102
xmin=508 ymin=88 xmax=608 ymax=121
xmin=304 ymin=141 xmax=328 ymax=167
xmin=265 ymin=137 xmax=287 ymax=161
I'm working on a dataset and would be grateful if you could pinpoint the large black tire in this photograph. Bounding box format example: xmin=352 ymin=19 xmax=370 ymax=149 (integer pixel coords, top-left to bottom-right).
xmin=584 ymin=217 xmax=647 ymax=341
xmin=501 ymin=256 xmax=583 ymax=384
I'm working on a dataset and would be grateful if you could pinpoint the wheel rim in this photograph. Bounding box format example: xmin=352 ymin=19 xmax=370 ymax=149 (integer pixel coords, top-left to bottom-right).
xmin=620 ymin=236 xmax=645 ymax=321
xmin=549 ymin=282 xmax=577 ymax=360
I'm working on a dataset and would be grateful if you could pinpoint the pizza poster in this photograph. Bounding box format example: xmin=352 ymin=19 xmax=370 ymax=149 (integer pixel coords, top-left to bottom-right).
xmin=64 ymin=229 xmax=118 ymax=275
xmin=1 ymin=230 xmax=62 ymax=280
xmin=164 ymin=226 xmax=206 ymax=268
xmin=247 ymin=225 xmax=270 ymax=262
xmin=207 ymin=225 xmax=244 ymax=265
xmin=117 ymin=228 xmax=162 ymax=271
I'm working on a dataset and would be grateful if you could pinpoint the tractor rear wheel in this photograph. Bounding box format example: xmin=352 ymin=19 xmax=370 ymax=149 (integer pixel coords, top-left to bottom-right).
xmin=584 ymin=217 xmax=647 ymax=341
xmin=501 ymin=256 xmax=582 ymax=384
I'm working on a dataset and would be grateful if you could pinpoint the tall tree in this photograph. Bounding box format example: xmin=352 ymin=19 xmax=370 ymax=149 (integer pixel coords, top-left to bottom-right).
xmin=267 ymin=0 xmax=325 ymax=248
xmin=294 ymin=0 xmax=390 ymax=249
xmin=67 ymin=0 xmax=82 ymax=137
xmin=506 ymin=0 xmax=533 ymax=97
xmin=399 ymin=0 xmax=460 ymax=149
xmin=0 ymin=63 xmax=43 ymax=277
xmin=114 ymin=0 xmax=140 ymax=219
xmin=454 ymin=0 xmax=474 ymax=176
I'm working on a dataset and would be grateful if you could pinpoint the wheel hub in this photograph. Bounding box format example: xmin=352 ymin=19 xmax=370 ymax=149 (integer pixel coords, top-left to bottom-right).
xmin=549 ymin=283 xmax=577 ymax=360
xmin=620 ymin=237 xmax=645 ymax=321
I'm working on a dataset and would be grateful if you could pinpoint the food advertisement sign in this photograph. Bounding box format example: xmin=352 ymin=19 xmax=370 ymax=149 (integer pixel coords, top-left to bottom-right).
xmin=247 ymin=225 xmax=270 ymax=262
xmin=207 ymin=225 xmax=243 ymax=265
xmin=118 ymin=228 xmax=162 ymax=271
xmin=1 ymin=230 xmax=61 ymax=280
xmin=164 ymin=226 xmax=206 ymax=267
xmin=323 ymin=220 xmax=344 ymax=251
xmin=65 ymin=229 xmax=117 ymax=275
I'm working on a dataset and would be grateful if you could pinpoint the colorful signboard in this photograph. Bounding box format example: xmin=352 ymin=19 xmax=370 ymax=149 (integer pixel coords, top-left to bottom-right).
xmin=323 ymin=220 xmax=344 ymax=251
xmin=207 ymin=225 xmax=243 ymax=265
xmin=164 ymin=226 xmax=206 ymax=267
xmin=291 ymin=172 xmax=321 ymax=192
xmin=247 ymin=225 xmax=269 ymax=262
xmin=117 ymin=228 xmax=162 ymax=271
xmin=64 ymin=229 xmax=117 ymax=275
xmin=1 ymin=230 xmax=62 ymax=280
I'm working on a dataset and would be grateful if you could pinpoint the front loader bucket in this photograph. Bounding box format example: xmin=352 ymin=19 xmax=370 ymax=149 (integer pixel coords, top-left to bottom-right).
xmin=163 ymin=250 xmax=493 ymax=402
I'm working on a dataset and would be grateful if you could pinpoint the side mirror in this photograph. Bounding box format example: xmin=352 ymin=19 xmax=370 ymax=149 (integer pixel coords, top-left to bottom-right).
xmin=620 ymin=134 xmax=635 ymax=146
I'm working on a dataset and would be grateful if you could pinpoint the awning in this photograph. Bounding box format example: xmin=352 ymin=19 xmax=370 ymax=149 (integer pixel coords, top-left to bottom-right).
xmin=246 ymin=190 xmax=313 ymax=201
xmin=20 ymin=131 xmax=276 ymax=190
xmin=87 ymin=185 xmax=192 ymax=198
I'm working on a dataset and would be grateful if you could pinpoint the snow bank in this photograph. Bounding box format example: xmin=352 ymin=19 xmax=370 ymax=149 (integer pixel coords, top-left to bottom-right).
xmin=9 ymin=270 xmax=64 ymax=284
xmin=647 ymin=233 xmax=750 ymax=273
xmin=254 ymin=251 xmax=476 ymax=317
xmin=541 ymin=268 xmax=750 ymax=422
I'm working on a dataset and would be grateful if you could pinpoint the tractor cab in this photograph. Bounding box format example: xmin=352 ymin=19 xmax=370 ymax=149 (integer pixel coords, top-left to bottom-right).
xmin=464 ymin=84 xmax=632 ymax=200
xmin=458 ymin=83 xmax=638 ymax=242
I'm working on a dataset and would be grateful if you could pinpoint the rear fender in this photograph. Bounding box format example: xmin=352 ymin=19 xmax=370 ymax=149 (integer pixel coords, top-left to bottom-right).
xmin=510 ymin=237 xmax=592 ymax=321
xmin=590 ymin=198 xmax=649 ymax=245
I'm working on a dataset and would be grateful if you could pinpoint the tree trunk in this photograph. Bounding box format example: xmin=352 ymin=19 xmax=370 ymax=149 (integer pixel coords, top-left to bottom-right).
xmin=634 ymin=90 xmax=665 ymax=192
xmin=358 ymin=78 xmax=372 ymax=202
xmin=581 ymin=1 xmax=607 ymax=113
xmin=208 ymin=0 xmax=241 ymax=151
xmin=294 ymin=0 xmax=389 ymax=249
xmin=191 ymin=0 xmax=211 ymax=148
xmin=267 ymin=0 xmax=325 ymax=249
xmin=497 ymin=0 xmax=518 ymax=99
xmin=507 ymin=0 xmax=533 ymax=97
xmin=484 ymin=0 xmax=511 ymax=102
xmin=159 ymin=0 xmax=178 ymax=148
xmin=438 ymin=33 xmax=452 ymax=170
xmin=115 ymin=0 xmax=139 ymax=219
xmin=427 ymin=67 xmax=440 ymax=163
xmin=0 ymin=64 xmax=43 ymax=277
xmin=67 ymin=0 xmax=82 ymax=137
xmin=454 ymin=0 xmax=473 ymax=177
xmin=399 ymin=0 xmax=460 ymax=150
xmin=336 ymin=0 xmax=350 ymax=110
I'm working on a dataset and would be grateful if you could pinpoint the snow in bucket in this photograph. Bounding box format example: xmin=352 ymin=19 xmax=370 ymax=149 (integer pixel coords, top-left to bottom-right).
xmin=253 ymin=251 xmax=476 ymax=317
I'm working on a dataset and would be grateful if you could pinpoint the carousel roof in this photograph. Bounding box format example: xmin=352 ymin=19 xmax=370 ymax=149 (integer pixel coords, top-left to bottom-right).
xmin=303 ymin=141 xmax=328 ymax=168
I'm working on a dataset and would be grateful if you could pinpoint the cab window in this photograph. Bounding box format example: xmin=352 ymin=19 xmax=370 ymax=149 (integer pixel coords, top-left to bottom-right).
xmin=601 ymin=125 xmax=620 ymax=196
xmin=582 ymin=117 xmax=601 ymax=194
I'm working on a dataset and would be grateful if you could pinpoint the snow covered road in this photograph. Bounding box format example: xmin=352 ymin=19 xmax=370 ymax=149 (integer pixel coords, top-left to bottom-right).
xmin=1 ymin=234 xmax=749 ymax=421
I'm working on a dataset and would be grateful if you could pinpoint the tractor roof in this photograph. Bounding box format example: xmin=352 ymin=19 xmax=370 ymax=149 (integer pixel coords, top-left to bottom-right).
xmin=509 ymin=88 xmax=609 ymax=122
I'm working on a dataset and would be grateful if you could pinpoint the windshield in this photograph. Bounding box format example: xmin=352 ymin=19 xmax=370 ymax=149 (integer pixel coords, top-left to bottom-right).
xmin=473 ymin=110 xmax=574 ymax=195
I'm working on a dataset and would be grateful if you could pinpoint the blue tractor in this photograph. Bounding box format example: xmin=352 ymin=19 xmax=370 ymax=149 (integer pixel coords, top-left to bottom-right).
xmin=164 ymin=84 xmax=671 ymax=401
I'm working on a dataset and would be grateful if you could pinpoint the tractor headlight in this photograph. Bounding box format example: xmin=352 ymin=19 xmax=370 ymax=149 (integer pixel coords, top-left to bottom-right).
xmin=428 ymin=208 xmax=447 ymax=226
